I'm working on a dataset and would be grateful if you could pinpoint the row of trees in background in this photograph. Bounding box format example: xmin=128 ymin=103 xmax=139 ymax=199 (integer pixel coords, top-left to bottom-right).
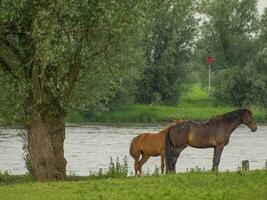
xmin=94 ymin=0 xmax=267 ymax=117
xmin=0 ymin=0 xmax=266 ymax=180
xmin=198 ymin=0 xmax=267 ymax=106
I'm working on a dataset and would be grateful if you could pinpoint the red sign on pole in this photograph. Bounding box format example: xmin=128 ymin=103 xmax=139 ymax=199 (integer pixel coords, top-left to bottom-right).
xmin=206 ymin=56 xmax=214 ymax=65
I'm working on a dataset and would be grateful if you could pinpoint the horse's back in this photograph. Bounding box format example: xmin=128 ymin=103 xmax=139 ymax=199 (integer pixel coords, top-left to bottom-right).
xmin=190 ymin=120 xmax=222 ymax=136
xmin=187 ymin=121 xmax=219 ymax=147
xmin=141 ymin=133 xmax=165 ymax=156
xmin=169 ymin=122 xmax=190 ymax=142
xmin=130 ymin=132 xmax=164 ymax=157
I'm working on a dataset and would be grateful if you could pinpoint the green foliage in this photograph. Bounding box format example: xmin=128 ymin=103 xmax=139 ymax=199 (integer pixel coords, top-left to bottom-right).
xmin=0 ymin=156 xmax=129 ymax=184
xmin=213 ymin=66 xmax=267 ymax=106
xmin=199 ymin=0 xmax=259 ymax=68
xmin=254 ymin=9 xmax=267 ymax=107
xmin=0 ymin=170 xmax=267 ymax=199
xmin=136 ymin=0 xmax=198 ymax=105
xmin=1 ymin=0 xmax=266 ymax=123
xmin=88 ymin=156 xmax=128 ymax=179
xmin=0 ymin=172 xmax=33 ymax=185
xmin=0 ymin=0 xmax=147 ymax=122
xmin=195 ymin=0 xmax=267 ymax=106
xmin=80 ymin=65 xmax=144 ymax=120
xmin=82 ymin=85 xmax=266 ymax=123
xmin=0 ymin=72 xmax=26 ymax=124
xmin=106 ymin=156 xmax=128 ymax=178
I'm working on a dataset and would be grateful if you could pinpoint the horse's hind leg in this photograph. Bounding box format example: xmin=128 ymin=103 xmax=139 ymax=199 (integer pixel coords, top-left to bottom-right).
xmin=134 ymin=159 xmax=139 ymax=176
xmin=132 ymin=153 xmax=141 ymax=176
xmin=138 ymin=153 xmax=149 ymax=176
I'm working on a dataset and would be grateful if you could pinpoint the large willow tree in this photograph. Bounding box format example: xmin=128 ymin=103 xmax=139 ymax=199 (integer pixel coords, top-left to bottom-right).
xmin=0 ymin=0 xmax=145 ymax=181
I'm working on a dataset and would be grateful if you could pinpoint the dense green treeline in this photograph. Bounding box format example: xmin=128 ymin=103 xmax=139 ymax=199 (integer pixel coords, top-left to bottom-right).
xmin=66 ymin=85 xmax=266 ymax=123
xmin=1 ymin=0 xmax=266 ymax=123
xmin=78 ymin=0 xmax=267 ymax=120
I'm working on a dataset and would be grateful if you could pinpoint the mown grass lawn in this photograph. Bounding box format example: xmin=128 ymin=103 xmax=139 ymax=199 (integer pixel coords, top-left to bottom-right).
xmin=0 ymin=170 xmax=267 ymax=200
xmin=86 ymin=85 xmax=266 ymax=123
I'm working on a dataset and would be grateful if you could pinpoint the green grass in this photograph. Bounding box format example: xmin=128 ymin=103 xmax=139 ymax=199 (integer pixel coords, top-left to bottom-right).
xmin=0 ymin=173 xmax=34 ymax=185
xmin=0 ymin=170 xmax=266 ymax=200
xmin=85 ymin=85 xmax=266 ymax=123
xmin=0 ymin=156 xmax=129 ymax=185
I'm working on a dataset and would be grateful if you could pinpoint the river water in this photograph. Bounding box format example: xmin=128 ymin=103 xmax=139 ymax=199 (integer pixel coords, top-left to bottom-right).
xmin=0 ymin=124 xmax=266 ymax=175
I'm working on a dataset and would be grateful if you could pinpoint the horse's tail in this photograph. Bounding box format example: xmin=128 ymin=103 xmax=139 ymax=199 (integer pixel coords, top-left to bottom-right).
xmin=165 ymin=128 xmax=173 ymax=173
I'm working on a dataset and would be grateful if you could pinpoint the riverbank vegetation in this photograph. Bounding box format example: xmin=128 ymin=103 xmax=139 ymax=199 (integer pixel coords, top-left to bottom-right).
xmin=66 ymin=86 xmax=267 ymax=123
xmin=0 ymin=170 xmax=267 ymax=200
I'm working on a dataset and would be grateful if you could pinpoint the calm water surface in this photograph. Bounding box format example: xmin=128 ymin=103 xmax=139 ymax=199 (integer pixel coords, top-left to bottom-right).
xmin=0 ymin=124 xmax=266 ymax=175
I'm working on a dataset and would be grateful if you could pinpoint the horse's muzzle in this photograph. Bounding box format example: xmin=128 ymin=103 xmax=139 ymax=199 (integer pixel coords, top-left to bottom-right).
xmin=251 ymin=127 xmax=257 ymax=132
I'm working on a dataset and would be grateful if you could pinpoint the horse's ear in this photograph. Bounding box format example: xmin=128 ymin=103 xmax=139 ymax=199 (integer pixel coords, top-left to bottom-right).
xmin=176 ymin=119 xmax=184 ymax=124
xmin=172 ymin=119 xmax=177 ymax=122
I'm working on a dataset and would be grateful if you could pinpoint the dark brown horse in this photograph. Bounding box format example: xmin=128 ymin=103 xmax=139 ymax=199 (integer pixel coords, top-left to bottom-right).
xmin=130 ymin=120 xmax=184 ymax=176
xmin=165 ymin=109 xmax=257 ymax=173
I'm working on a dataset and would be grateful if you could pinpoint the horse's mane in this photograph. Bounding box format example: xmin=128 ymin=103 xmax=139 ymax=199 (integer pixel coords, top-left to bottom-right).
xmin=159 ymin=119 xmax=184 ymax=134
xmin=211 ymin=109 xmax=252 ymax=123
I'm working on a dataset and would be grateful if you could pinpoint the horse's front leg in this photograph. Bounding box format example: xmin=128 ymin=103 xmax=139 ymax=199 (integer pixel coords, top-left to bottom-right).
xmin=171 ymin=146 xmax=187 ymax=173
xmin=171 ymin=148 xmax=182 ymax=172
xmin=171 ymin=155 xmax=178 ymax=172
xmin=160 ymin=154 xmax=165 ymax=175
xmin=212 ymin=145 xmax=224 ymax=171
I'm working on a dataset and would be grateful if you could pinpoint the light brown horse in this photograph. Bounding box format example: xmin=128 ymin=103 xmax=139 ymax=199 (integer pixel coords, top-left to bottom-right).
xmin=165 ymin=109 xmax=257 ymax=173
xmin=129 ymin=120 xmax=184 ymax=176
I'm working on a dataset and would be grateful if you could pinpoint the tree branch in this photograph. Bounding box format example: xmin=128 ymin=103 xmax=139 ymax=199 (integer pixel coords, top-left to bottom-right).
xmin=63 ymin=48 xmax=81 ymax=99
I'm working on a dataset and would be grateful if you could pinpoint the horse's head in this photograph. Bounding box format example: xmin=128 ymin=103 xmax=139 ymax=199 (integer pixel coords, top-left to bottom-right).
xmin=241 ymin=109 xmax=257 ymax=132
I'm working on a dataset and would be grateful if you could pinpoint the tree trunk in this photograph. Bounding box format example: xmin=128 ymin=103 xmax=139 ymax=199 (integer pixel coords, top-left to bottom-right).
xmin=27 ymin=114 xmax=67 ymax=181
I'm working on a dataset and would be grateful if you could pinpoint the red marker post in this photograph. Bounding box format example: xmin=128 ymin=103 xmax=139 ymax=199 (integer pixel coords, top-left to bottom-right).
xmin=206 ymin=56 xmax=214 ymax=97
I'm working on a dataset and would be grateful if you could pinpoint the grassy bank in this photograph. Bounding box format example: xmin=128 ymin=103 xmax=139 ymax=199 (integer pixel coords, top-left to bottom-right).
xmin=67 ymin=86 xmax=266 ymax=123
xmin=0 ymin=170 xmax=266 ymax=200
